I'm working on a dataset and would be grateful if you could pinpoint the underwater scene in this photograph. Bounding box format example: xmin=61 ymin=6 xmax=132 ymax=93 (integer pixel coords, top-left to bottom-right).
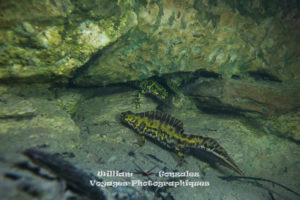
xmin=0 ymin=0 xmax=300 ymax=200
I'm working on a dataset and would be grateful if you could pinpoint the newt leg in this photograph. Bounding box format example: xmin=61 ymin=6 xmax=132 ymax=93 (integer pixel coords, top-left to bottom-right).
xmin=134 ymin=92 xmax=141 ymax=109
xmin=135 ymin=135 xmax=145 ymax=146
xmin=175 ymin=147 xmax=186 ymax=167
xmin=134 ymin=89 xmax=146 ymax=109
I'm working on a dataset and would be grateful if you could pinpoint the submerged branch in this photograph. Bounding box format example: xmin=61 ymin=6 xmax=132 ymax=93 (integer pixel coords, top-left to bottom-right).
xmin=219 ymin=175 xmax=300 ymax=198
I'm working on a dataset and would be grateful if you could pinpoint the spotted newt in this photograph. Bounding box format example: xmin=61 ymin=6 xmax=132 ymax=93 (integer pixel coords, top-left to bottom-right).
xmin=120 ymin=110 xmax=244 ymax=175
xmin=134 ymin=79 xmax=168 ymax=108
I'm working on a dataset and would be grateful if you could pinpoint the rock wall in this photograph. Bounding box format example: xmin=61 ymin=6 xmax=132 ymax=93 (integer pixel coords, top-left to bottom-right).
xmin=0 ymin=0 xmax=136 ymax=83
xmin=0 ymin=0 xmax=299 ymax=86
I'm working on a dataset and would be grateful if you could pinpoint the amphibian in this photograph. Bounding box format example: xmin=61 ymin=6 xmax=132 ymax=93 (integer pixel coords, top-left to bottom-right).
xmin=133 ymin=79 xmax=168 ymax=108
xmin=120 ymin=110 xmax=244 ymax=175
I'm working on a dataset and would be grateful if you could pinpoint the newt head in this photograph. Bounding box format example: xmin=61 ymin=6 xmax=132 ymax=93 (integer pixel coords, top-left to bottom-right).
xmin=139 ymin=79 xmax=168 ymax=101
xmin=120 ymin=111 xmax=137 ymax=128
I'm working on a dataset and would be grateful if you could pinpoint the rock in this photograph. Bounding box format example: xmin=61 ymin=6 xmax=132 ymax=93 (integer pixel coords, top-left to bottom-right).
xmin=0 ymin=85 xmax=9 ymax=95
xmin=0 ymin=0 xmax=137 ymax=82
xmin=184 ymin=77 xmax=300 ymax=141
xmin=264 ymin=109 xmax=300 ymax=141
xmin=73 ymin=85 xmax=157 ymax=135
xmin=73 ymin=0 xmax=300 ymax=86
xmin=56 ymin=90 xmax=84 ymax=116
xmin=184 ymin=78 xmax=300 ymax=116
xmin=1 ymin=82 xmax=300 ymax=199
xmin=0 ymin=84 xmax=80 ymax=152
xmin=0 ymin=0 xmax=299 ymax=87
xmin=0 ymin=94 xmax=36 ymax=119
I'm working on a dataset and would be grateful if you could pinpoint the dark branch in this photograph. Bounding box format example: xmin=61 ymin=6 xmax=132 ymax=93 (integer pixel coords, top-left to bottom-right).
xmin=219 ymin=175 xmax=300 ymax=198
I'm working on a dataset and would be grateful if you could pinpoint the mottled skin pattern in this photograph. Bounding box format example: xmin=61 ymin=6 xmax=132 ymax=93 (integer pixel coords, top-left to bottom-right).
xmin=134 ymin=79 xmax=168 ymax=108
xmin=120 ymin=111 xmax=244 ymax=176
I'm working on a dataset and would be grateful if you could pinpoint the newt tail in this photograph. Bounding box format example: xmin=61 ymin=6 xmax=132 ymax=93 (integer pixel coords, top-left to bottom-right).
xmin=185 ymin=135 xmax=244 ymax=175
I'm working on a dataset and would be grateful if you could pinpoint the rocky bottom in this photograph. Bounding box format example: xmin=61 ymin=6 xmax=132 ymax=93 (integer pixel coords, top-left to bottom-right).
xmin=0 ymin=83 xmax=300 ymax=200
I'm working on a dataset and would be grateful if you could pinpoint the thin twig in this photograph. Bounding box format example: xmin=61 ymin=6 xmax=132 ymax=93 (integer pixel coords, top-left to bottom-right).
xmin=219 ymin=175 xmax=300 ymax=198
xmin=268 ymin=191 xmax=276 ymax=200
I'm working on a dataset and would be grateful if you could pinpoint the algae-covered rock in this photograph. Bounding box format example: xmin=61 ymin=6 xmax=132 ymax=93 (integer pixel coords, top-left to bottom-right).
xmin=73 ymin=0 xmax=300 ymax=86
xmin=0 ymin=94 xmax=36 ymax=119
xmin=264 ymin=109 xmax=300 ymax=141
xmin=0 ymin=84 xmax=80 ymax=152
xmin=56 ymin=90 xmax=84 ymax=116
xmin=0 ymin=0 xmax=137 ymax=82
xmin=184 ymin=78 xmax=300 ymax=116
xmin=0 ymin=85 xmax=8 ymax=95
xmin=0 ymin=0 xmax=299 ymax=87
xmin=182 ymin=76 xmax=300 ymax=141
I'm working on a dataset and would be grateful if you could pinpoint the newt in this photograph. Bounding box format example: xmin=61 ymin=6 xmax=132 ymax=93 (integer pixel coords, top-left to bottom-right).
xmin=133 ymin=79 xmax=168 ymax=108
xmin=120 ymin=111 xmax=244 ymax=176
